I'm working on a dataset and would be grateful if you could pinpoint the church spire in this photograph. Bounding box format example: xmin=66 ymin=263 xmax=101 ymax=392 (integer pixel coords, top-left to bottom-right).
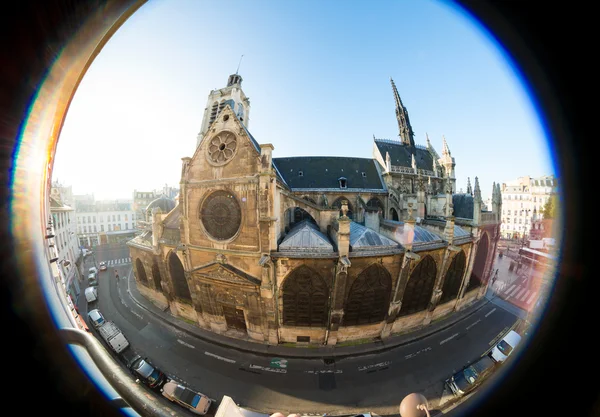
xmin=466 ymin=177 xmax=472 ymax=195
xmin=390 ymin=77 xmax=415 ymax=147
xmin=442 ymin=135 xmax=451 ymax=156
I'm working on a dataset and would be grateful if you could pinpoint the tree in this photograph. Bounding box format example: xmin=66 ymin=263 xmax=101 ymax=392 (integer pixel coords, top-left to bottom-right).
xmin=541 ymin=193 xmax=558 ymax=219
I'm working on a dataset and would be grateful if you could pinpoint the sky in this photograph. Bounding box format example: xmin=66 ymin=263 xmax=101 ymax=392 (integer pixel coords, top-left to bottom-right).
xmin=52 ymin=0 xmax=554 ymax=202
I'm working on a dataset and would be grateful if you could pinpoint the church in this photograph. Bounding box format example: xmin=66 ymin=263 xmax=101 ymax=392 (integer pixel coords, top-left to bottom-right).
xmin=127 ymin=73 xmax=502 ymax=346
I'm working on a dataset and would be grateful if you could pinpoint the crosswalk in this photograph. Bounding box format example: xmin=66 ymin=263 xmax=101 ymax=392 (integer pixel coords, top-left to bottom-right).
xmin=101 ymin=257 xmax=132 ymax=267
xmin=492 ymin=280 xmax=539 ymax=310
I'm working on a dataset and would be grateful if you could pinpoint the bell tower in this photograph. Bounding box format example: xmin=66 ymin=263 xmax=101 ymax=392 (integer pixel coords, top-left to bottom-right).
xmin=196 ymin=72 xmax=251 ymax=149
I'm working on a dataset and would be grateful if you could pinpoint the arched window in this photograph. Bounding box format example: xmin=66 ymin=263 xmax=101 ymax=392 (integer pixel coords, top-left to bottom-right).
xmin=168 ymin=252 xmax=192 ymax=302
xmin=292 ymin=207 xmax=316 ymax=224
xmin=466 ymin=233 xmax=489 ymax=292
xmin=135 ymin=258 xmax=148 ymax=286
xmin=343 ymin=264 xmax=392 ymax=326
xmin=390 ymin=207 xmax=399 ymax=221
xmin=398 ymin=255 xmax=437 ymax=316
xmin=281 ymin=266 xmax=328 ymax=327
xmin=366 ymin=197 xmax=384 ymax=218
xmin=152 ymin=262 xmax=162 ymax=291
xmin=439 ymin=251 xmax=467 ymax=303
xmin=331 ymin=197 xmax=353 ymax=220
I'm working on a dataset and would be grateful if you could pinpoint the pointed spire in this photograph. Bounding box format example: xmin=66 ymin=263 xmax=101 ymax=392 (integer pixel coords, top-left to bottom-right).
xmin=466 ymin=177 xmax=472 ymax=195
xmin=390 ymin=78 xmax=415 ymax=147
xmin=442 ymin=135 xmax=451 ymax=156
xmin=426 ymin=132 xmax=431 ymax=148
xmin=474 ymin=176 xmax=482 ymax=202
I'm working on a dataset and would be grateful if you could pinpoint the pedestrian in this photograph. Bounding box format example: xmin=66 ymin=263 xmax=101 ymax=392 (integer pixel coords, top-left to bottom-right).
xmin=115 ymin=269 xmax=119 ymax=281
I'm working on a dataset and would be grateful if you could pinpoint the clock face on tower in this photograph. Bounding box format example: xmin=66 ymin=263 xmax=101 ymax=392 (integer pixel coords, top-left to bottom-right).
xmin=200 ymin=190 xmax=242 ymax=240
xmin=206 ymin=131 xmax=238 ymax=165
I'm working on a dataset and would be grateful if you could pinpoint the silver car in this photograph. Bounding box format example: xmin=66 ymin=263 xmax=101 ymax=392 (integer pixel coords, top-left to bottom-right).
xmin=87 ymin=309 xmax=105 ymax=328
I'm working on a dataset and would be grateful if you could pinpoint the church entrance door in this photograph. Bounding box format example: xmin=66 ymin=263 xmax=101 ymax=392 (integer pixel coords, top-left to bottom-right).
xmin=222 ymin=305 xmax=247 ymax=331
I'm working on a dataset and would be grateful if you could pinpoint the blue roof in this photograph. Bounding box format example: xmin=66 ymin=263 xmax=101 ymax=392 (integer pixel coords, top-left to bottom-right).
xmin=349 ymin=222 xmax=400 ymax=251
xmin=279 ymin=220 xmax=333 ymax=252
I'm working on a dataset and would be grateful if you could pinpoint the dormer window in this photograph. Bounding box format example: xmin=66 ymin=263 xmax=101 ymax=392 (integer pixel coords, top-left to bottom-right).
xmin=338 ymin=177 xmax=347 ymax=188
xmin=298 ymin=171 xmax=303 ymax=177
xmin=362 ymin=172 xmax=366 ymax=177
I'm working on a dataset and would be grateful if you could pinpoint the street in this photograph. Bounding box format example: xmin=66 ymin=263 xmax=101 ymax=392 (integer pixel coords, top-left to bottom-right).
xmin=77 ymin=242 xmax=529 ymax=416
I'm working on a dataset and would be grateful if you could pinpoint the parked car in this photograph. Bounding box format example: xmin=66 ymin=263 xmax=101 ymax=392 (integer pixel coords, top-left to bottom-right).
xmin=161 ymin=380 xmax=212 ymax=415
xmin=490 ymin=330 xmax=522 ymax=363
xmin=99 ymin=261 xmax=107 ymax=271
xmin=84 ymin=286 xmax=98 ymax=303
xmin=126 ymin=354 xmax=167 ymax=390
xmin=87 ymin=309 xmax=105 ymax=328
xmin=446 ymin=354 xmax=496 ymax=397
xmin=88 ymin=273 xmax=98 ymax=287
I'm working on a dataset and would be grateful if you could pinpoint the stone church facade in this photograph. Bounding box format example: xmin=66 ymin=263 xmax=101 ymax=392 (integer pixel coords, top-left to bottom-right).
xmin=127 ymin=74 xmax=502 ymax=346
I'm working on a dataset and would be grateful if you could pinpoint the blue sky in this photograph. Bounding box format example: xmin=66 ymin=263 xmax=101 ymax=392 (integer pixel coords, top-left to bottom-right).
xmin=52 ymin=0 xmax=553 ymax=202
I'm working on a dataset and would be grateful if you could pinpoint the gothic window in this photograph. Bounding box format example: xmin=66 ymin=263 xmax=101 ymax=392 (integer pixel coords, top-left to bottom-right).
xmin=281 ymin=266 xmax=328 ymax=327
xmin=135 ymin=259 xmax=149 ymax=286
xmin=332 ymin=197 xmax=353 ymax=220
xmin=168 ymin=252 xmax=192 ymax=302
xmin=200 ymin=190 xmax=242 ymax=240
xmin=366 ymin=198 xmax=385 ymax=218
xmin=390 ymin=207 xmax=399 ymax=221
xmin=439 ymin=251 xmax=467 ymax=304
xmin=152 ymin=262 xmax=162 ymax=290
xmin=343 ymin=264 xmax=392 ymax=326
xmin=398 ymin=255 xmax=437 ymax=317
xmin=467 ymin=233 xmax=489 ymax=292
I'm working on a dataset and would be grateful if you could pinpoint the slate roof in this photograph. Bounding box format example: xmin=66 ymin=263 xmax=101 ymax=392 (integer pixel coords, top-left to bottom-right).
xmin=279 ymin=220 xmax=333 ymax=253
xmin=162 ymin=204 xmax=181 ymax=229
xmin=146 ymin=196 xmax=176 ymax=215
xmin=453 ymin=225 xmax=471 ymax=238
xmin=272 ymin=157 xmax=386 ymax=191
xmin=349 ymin=222 xmax=401 ymax=251
xmin=374 ymin=139 xmax=434 ymax=170
xmin=453 ymin=193 xmax=474 ymax=219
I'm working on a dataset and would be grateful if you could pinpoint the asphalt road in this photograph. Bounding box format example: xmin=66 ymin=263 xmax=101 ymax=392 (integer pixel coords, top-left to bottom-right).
xmin=78 ymin=243 xmax=523 ymax=416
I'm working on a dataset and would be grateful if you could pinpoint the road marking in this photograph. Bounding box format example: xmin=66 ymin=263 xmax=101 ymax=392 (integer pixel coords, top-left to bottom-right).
xmin=177 ymin=339 xmax=195 ymax=349
xmin=466 ymin=319 xmax=481 ymax=330
xmin=131 ymin=310 xmax=143 ymax=320
xmin=204 ymin=351 xmax=236 ymax=363
xmin=358 ymin=361 xmax=391 ymax=371
xmin=405 ymin=346 xmax=432 ymax=359
xmin=249 ymin=364 xmax=287 ymax=373
xmin=519 ymin=290 xmax=531 ymax=301
xmin=526 ymin=293 xmax=537 ymax=304
xmin=485 ymin=308 xmax=496 ymax=317
xmin=509 ymin=285 xmax=521 ymax=296
xmin=516 ymin=288 xmax=527 ymax=299
xmin=505 ymin=284 xmax=516 ymax=294
xmin=440 ymin=333 xmax=459 ymax=345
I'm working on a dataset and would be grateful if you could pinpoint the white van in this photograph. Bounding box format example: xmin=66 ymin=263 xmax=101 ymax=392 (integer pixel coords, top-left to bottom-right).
xmin=490 ymin=330 xmax=522 ymax=363
xmin=85 ymin=286 xmax=98 ymax=303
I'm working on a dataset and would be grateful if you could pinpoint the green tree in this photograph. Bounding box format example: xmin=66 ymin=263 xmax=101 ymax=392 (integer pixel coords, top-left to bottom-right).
xmin=541 ymin=193 xmax=558 ymax=219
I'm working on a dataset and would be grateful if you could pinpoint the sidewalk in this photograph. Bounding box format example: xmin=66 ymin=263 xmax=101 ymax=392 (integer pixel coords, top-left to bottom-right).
xmin=125 ymin=272 xmax=489 ymax=359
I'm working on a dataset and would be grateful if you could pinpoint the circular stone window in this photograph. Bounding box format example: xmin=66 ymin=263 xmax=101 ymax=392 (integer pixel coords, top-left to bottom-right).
xmin=200 ymin=190 xmax=242 ymax=240
xmin=207 ymin=131 xmax=237 ymax=165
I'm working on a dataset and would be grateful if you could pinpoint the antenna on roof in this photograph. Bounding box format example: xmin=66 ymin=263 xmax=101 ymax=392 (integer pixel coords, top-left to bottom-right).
xmin=236 ymin=54 xmax=244 ymax=75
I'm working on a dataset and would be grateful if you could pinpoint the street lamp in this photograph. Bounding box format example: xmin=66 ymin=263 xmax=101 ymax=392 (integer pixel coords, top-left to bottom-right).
xmin=399 ymin=393 xmax=430 ymax=417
